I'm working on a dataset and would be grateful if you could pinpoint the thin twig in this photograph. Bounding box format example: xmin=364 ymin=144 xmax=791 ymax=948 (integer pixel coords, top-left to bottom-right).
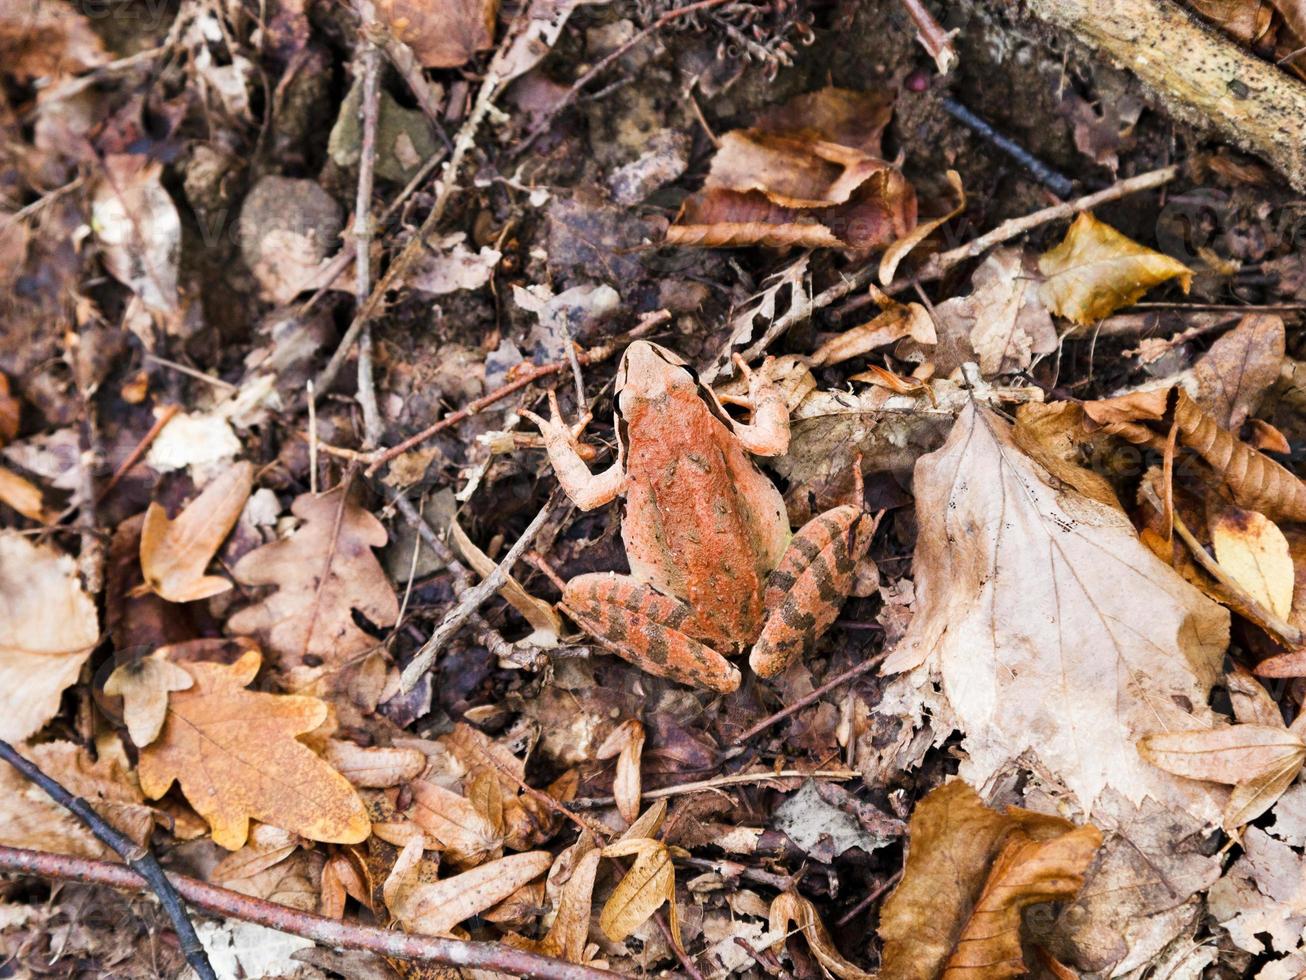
xmin=570 ymin=769 xmax=859 ymax=809
xmin=834 ymin=868 xmax=903 ymax=926
xmin=940 ymin=97 xmax=1073 ymax=197
xmin=732 ymin=653 xmax=890 ymax=745
xmin=896 ymin=0 xmax=956 ymax=73
xmin=0 ymin=743 xmax=216 ymax=980
xmin=95 ymin=403 xmax=180 ymax=504
xmin=517 ymin=0 xmax=737 ymax=153
xmin=144 ymin=354 xmax=238 ymax=391
xmin=0 ymin=844 xmax=621 ymax=980
xmin=365 ymin=345 xmax=617 ymax=475
xmin=829 ymin=164 xmax=1180 ymax=322
xmin=354 ymin=42 xmax=384 ymax=449
xmin=399 ymin=497 xmax=558 ymax=690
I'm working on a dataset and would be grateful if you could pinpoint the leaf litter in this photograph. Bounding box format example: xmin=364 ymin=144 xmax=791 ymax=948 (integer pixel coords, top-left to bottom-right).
xmin=5 ymin=0 xmax=1306 ymax=976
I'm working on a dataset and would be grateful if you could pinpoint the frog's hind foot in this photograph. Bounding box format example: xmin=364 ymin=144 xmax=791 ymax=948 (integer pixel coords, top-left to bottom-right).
xmin=750 ymin=505 xmax=877 ymax=678
xmin=562 ymin=573 xmax=742 ymax=693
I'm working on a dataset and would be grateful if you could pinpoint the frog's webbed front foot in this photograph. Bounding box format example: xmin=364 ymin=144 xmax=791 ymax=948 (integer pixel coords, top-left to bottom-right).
xmin=562 ymin=573 xmax=742 ymax=693
xmin=522 ymin=391 xmax=623 ymax=511
xmin=750 ymin=506 xmax=878 ymax=677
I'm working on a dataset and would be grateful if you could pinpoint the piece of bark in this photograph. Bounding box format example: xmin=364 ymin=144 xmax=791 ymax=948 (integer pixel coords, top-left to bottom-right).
xmin=1021 ymin=0 xmax=1306 ymax=192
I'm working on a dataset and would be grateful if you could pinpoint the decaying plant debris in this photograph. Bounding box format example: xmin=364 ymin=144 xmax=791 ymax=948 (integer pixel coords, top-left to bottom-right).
xmin=3 ymin=0 xmax=1306 ymax=976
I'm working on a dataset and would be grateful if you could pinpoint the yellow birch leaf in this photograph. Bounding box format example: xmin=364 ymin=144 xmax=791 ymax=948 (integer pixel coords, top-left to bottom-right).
xmin=1211 ymin=506 xmax=1295 ymax=620
xmin=139 ymin=461 xmax=252 ymax=602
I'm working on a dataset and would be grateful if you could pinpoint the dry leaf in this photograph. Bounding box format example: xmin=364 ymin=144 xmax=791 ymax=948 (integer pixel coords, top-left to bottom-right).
xmin=523 ymin=846 xmax=603 ymax=962
xmin=667 ymin=87 xmax=916 ymax=251
xmin=91 ymin=155 xmax=182 ymax=318
xmin=597 ymin=719 xmax=644 ymax=825
xmin=808 ymin=296 xmax=936 ymax=369
xmin=0 ymin=0 xmax=107 ymax=82
xmin=137 ymin=648 xmax=370 ymax=849
xmin=448 ymin=517 xmax=560 ymax=645
xmin=376 ymin=0 xmax=498 ymax=68
xmin=407 ymin=778 xmax=504 ymax=867
xmin=103 ymin=648 xmax=195 ymax=747
xmin=1038 ymin=212 xmax=1192 ymax=324
xmin=882 ymin=404 xmax=1229 ymax=823
xmin=323 ymin=740 xmax=426 ymax=788
xmin=139 ymin=462 xmax=253 ymax=602
xmin=229 ymin=488 xmax=399 ymax=673
xmin=0 ymin=465 xmax=50 ymax=522
xmin=600 ymin=836 xmax=679 ymax=946
xmin=878 ymin=781 xmax=1102 ymax=980
xmin=879 ymin=169 xmax=965 ymax=284
xmin=1209 ymin=826 xmax=1306 ymax=961
xmin=1012 ymin=402 xmax=1122 ymax=511
xmin=1190 ymin=313 xmax=1285 ymax=430
xmin=383 ymin=838 xmax=552 ymax=935
xmin=210 ymin=825 xmax=303 ymax=884
xmin=0 ymin=533 xmax=99 ymax=742
xmin=953 ymin=247 xmax=1057 ymax=377
xmin=1210 ymin=506 xmax=1294 ymax=620
xmin=769 ymin=891 xmax=873 ymax=980
xmin=0 ymin=740 xmax=153 ymax=860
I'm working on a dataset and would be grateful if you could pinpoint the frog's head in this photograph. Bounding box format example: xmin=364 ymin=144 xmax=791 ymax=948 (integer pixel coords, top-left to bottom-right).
xmin=615 ymin=340 xmax=695 ymax=406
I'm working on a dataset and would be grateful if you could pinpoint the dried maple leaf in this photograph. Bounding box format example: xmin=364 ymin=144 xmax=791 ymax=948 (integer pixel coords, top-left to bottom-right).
xmin=882 ymin=404 xmax=1229 ymax=823
xmin=1210 ymin=506 xmax=1295 ymax=620
xmin=103 ymin=648 xmax=195 ymax=747
xmin=228 ymin=487 xmax=399 ymax=673
xmin=879 ymin=781 xmax=1102 ymax=980
xmin=376 ymin=0 xmax=497 ymax=67
xmin=382 ymin=838 xmax=552 ymax=935
xmin=1038 ymin=212 xmax=1191 ymax=324
xmin=0 ymin=533 xmax=99 ymax=742
xmin=667 ymin=87 xmax=916 ymax=250
xmin=139 ymin=462 xmax=253 ymax=603
xmin=137 ymin=647 xmax=370 ymax=849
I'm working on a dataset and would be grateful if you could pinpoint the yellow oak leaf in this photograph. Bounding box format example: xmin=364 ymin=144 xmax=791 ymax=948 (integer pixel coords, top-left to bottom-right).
xmin=137 ymin=647 xmax=370 ymax=850
xmin=878 ymin=781 xmax=1101 ymax=980
xmin=139 ymin=461 xmax=253 ymax=602
xmin=1038 ymin=211 xmax=1191 ymax=324
xmin=103 ymin=647 xmax=194 ymax=747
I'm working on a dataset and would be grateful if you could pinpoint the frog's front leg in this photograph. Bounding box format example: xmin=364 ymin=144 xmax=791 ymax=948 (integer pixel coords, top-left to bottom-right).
xmin=722 ymin=355 xmax=790 ymax=457
xmin=749 ymin=506 xmax=878 ymax=677
xmin=562 ymin=573 xmax=742 ymax=693
xmin=523 ymin=391 xmax=624 ymax=510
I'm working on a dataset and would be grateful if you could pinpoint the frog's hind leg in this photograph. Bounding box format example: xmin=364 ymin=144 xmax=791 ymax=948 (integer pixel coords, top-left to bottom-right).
xmin=562 ymin=573 xmax=742 ymax=693
xmin=750 ymin=506 xmax=877 ymax=678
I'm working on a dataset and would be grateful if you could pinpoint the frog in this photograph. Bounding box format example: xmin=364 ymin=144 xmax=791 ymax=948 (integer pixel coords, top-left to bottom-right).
xmin=524 ymin=340 xmax=876 ymax=693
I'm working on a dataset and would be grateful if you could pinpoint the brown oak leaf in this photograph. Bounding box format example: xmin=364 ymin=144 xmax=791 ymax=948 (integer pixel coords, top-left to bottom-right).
xmin=137 ymin=647 xmax=370 ymax=849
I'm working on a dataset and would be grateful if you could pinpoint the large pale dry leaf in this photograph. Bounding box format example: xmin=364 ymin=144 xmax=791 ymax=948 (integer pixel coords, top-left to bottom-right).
xmin=229 ymin=488 xmax=399 ymax=672
xmin=882 ymin=404 xmax=1229 ymax=823
xmin=376 ymin=0 xmax=498 ymax=67
xmin=0 ymin=740 xmax=152 ymax=860
xmin=0 ymin=533 xmax=99 ymax=742
xmin=104 ymin=648 xmax=195 ymax=747
xmin=600 ymin=836 xmax=679 ymax=946
xmin=1038 ymin=212 xmax=1191 ymax=324
xmin=407 ymin=778 xmax=504 ymax=867
xmin=1208 ymin=826 xmax=1306 ymax=958
xmin=92 ymin=155 xmax=182 ymax=317
xmin=769 ymin=891 xmax=873 ymax=980
xmin=139 ymin=462 xmax=253 ymax=602
xmin=879 ymin=781 xmax=1101 ymax=980
xmin=1210 ymin=506 xmax=1294 ymax=619
xmin=383 ymin=838 xmax=552 ymax=935
xmin=137 ymin=648 xmax=370 ymax=849
xmin=1190 ymin=313 xmax=1285 ymax=430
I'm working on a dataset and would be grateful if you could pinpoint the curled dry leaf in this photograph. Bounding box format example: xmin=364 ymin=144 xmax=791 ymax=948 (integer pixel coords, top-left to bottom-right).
xmin=879 ymin=169 xmax=966 ymax=285
xmin=1038 ymin=212 xmax=1191 ymax=324
xmin=139 ymin=461 xmax=253 ymax=603
xmin=769 ymin=891 xmax=873 ymax=980
xmin=229 ymin=488 xmax=399 ymax=674
xmin=951 ymin=247 xmax=1057 ymax=377
xmin=807 ymin=293 xmax=936 ymax=369
xmin=137 ymin=648 xmax=371 ymax=849
xmin=407 ymin=778 xmax=504 ymax=867
xmin=882 ymin=404 xmax=1229 ymax=824
xmin=667 ymin=87 xmax=916 ymax=251
xmin=597 ymin=719 xmax=645 ymax=825
xmin=103 ymin=648 xmax=195 ymax=747
xmin=376 ymin=0 xmax=498 ymax=68
xmin=91 ymin=155 xmax=182 ymax=318
xmin=878 ymin=781 xmax=1102 ymax=980
xmin=448 ymin=517 xmax=560 ymax=646
xmin=1210 ymin=506 xmax=1294 ymax=620
xmin=0 ymin=533 xmax=99 ymax=742
xmin=599 ymin=835 xmax=680 ymax=947
xmin=382 ymin=838 xmax=552 ymax=936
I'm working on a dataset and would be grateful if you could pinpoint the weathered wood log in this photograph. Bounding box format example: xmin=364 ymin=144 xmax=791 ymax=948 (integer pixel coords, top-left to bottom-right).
xmin=1021 ymin=0 xmax=1306 ymax=191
